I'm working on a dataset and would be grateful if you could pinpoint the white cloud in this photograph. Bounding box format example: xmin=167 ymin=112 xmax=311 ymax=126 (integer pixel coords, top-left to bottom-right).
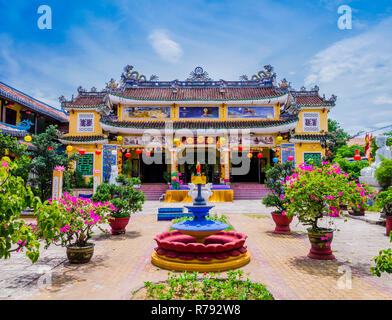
xmin=304 ymin=17 xmax=392 ymax=135
xmin=148 ymin=29 xmax=183 ymax=63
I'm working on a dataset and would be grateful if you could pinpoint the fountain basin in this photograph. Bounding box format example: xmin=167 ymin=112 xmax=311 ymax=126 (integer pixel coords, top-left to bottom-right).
xmin=152 ymin=230 xmax=250 ymax=272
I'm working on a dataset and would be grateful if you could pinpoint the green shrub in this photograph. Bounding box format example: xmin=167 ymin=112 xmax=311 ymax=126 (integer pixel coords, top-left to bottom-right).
xmin=375 ymin=157 xmax=392 ymax=189
xmin=334 ymin=156 xmax=369 ymax=182
xmin=92 ymin=175 xmax=145 ymax=218
xmin=139 ymin=270 xmax=274 ymax=300
xmin=261 ymin=162 xmax=293 ymax=214
xmin=376 ymin=188 xmax=392 ymax=216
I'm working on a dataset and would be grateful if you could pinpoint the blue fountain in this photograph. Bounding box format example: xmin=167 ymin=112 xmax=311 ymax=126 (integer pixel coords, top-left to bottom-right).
xmin=171 ymin=183 xmax=229 ymax=243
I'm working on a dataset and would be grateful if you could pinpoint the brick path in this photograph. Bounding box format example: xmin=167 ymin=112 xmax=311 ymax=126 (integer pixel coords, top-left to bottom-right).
xmin=1 ymin=200 xmax=392 ymax=300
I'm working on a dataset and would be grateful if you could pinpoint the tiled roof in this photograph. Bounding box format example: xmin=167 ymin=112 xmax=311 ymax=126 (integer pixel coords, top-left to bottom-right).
xmin=291 ymin=91 xmax=335 ymax=106
xmin=59 ymin=134 xmax=108 ymax=142
xmin=112 ymin=87 xmax=285 ymax=101
xmin=290 ymin=134 xmax=331 ymax=141
xmin=347 ymin=138 xmax=366 ymax=146
xmin=100 ymin=116 xmax=298 ymax=130
xmin=0 ymin=122 xmax=29 ymax=137
xmin=63 ymin=96 xmax=107 ymax=108
xmin=0 ymin=82 xmax=69 ymax=122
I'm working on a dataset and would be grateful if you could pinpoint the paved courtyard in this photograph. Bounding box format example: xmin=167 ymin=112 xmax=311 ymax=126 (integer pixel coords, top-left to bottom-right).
xmin=1 ymin=200 xmax=392 ymax=300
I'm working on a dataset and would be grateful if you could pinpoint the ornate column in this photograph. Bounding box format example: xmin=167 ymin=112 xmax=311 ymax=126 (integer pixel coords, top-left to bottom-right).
xmin=52 ymin=168 xmax=64 ymax=200
xmin=170 ymin=147 xmax=178 ymax=173
xmin=221 ymin=147 xmax=230 ymax=182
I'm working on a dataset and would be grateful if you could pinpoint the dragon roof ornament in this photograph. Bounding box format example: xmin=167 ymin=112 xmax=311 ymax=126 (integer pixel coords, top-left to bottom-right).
xmin=186 ymin=66 xmax=212 ymax=82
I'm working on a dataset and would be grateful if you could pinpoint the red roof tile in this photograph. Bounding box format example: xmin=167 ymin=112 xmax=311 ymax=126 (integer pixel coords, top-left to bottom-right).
xmin=0 ymin=82 xmax=69 ymax=122
xmin=294 ymin=95 xmax=333 ymax=106
xmin=0 ymin=122 xmax=29 ymax=137
xmin=64 ymin=96 xmax=106 ymax=108
xmin=114 ymin=87 xmax=284 ymax=101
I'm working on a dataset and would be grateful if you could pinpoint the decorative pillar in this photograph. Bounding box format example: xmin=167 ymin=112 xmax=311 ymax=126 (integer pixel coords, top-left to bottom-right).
xmin=170 ymin=148 xmax=178 ymax=173
xmin=221 ymin=148 xmax=230 ymax=183
xmin=93 ymin=169 xmax=101 ymax=194
xmin=52 ymin=167 xmax=64 ymax=200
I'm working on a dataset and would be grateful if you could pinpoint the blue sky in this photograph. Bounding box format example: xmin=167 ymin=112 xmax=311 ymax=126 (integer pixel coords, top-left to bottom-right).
xmin=0 ymin=0 xmax=391 ymax=135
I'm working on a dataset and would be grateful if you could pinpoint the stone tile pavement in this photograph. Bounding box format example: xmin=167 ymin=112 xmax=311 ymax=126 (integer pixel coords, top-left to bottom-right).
xmin=1 ymin=200 xmax=392 ymax=300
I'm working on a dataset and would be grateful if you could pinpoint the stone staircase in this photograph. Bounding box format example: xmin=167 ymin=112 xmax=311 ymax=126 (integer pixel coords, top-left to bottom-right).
xmin=231 ymin=183 xmax=272 ymax=200
xmin=138 ymin=183 xmax=169 ymax=201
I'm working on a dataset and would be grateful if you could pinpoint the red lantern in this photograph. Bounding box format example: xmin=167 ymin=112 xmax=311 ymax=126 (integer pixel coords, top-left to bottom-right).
xmin=354 ymin=149 xmax=361 ymax=161
xmin=238 ymin=146 xmax=243 ymax=152
xmin=257 ymin=153 xmax=263 ymax=158
xmin=136 ymin=149 xmax=142 ymax=155
xmin=47 ymin=147 xmax=53 ymax=151
xmin=95 ymin=150 xmax=102 ymax=155
xmin=288 ymin=156 xmax=294 ymax=162
xmin=79 ymin=149 xmax=85 ymax=155
xmin=125 ymin=152 xmax=131 ymax=158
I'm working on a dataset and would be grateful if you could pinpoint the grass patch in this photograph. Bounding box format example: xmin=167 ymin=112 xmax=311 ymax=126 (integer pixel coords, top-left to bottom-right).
xmin=244 ymin=213 xmax=271 ymax=219
xmin=133 ymin=270 xmax=274 ymax=300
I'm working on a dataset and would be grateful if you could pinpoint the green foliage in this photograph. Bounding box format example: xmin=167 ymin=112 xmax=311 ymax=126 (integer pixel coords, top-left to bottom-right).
xmin=0 ymin=157 xmax=40 ymax=263
xmin=122 ymin=159 xmax=133 ymax=178
xmin=92 ymin=174 xmax=145 ymax=218
xmin=163 ymin=171 xmax=171 ymax=183
xmin=325 ymin=119 xmax=350 ymax=161
xmin=140 ymin=270 xmax=274 ymax=300
xmin=170 ymin=214 xmax=233 ymax=231
xmin=27 ymin=125 xmax=79 ymax=200
xmin=375 ymin=156 xmax=392 ymax=189
xmin=261 ymin=162 xmax=293 ymax=214
xmin=376 ymin=188 xmax=392 ymax=216
xmin=371 ymin=233 xmax=392 ymax=277
xmin=284 ymin=163 xmax=374 ymax=231
xmin=333 ymin=156 xmax=369 ymax=182
xmin=335 ymin=144 xmax=365 ymax=158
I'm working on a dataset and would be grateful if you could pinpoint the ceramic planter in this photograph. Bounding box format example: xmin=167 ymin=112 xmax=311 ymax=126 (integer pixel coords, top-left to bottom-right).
xmin=270 ymin=212 xmax=293 ymax=234
xmin=348 ymin=208 xmax=365 ymax=216
xmin=386 ymin=216 xmax=392 ymax=236
xmin=307 ymin=228 xmax=335 ymax=260
xmin=66 ymin=243 xmax=95 ymax=264
xmin=109 ymin=216 xmax=130 ymax=235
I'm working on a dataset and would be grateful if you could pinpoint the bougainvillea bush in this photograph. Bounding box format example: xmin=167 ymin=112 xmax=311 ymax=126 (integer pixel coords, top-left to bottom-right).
xmin=35 ymin=193 xmax=115 ymax=248
xmin=283 ymin=162 xmax=374 ymax=231
xmin=0 ymin=157 xmax=40 ymax=262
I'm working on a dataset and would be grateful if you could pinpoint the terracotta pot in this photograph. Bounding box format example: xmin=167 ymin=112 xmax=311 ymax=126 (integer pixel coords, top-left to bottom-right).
xmin=340 ymin=204 xmax=348 ymax=211
xmin=386 ymin=216 xmax=392 ymax=236
xmin=348 ymin=208 xmax=365 ymax=216
xmin=109 ymin=216 xmax=130 ymax=235
xmin=66 ymin=243 xmax=95 ymax=264
xmin=307 ymin=228 xmax=335 ymax=260
xmin=270 ymin=212 xmax=293 ymax=234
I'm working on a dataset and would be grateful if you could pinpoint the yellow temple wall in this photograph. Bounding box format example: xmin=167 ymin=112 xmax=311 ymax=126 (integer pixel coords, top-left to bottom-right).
xmin=295 ymin=108 xmax=328 ymax=133
xmin=68 ymin=110 xmax=103 ymax=135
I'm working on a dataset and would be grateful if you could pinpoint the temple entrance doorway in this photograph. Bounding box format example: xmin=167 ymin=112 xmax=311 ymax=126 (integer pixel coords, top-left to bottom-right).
xmin=230 ymin=149 xmax=270 ymax=184
xmin=139 ymin=152 xmax=167 ymax=183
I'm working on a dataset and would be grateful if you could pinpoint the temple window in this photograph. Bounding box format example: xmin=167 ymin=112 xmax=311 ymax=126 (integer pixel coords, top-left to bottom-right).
xmin=77 ymin=153 xmax=94 ymax=176
xmin=303 ymin=112 xmax=320 ymax=132
xmin=77 ymin=113 xmax=94 ymax=133
xmin=304 ymin=152 xmax=322 ymax=166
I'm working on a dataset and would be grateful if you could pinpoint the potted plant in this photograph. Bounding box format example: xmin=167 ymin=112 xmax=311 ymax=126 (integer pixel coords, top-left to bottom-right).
xmin=347 ymin=183 xmax=373 ymax=216
xmin=376 ymin=188 xmax=392 ymax=236
xmin=262 ymin=162 xmax=294 ymax=234
xmin=35 ymin=193 xmax=113 ymax=264
xmin=283 ymin=162 xmax=372 ymax=260
xmin=92 ymin=175 xmax=145 ymax=235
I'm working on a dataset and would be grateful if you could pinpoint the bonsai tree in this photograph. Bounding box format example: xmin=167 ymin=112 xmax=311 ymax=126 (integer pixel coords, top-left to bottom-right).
xmin=262 ymin=162 xmax=293 ymax=214
xmin=35 ymin=192 xmax=113 ymax=248
xmin=284 ymin=162 xmax=373 ymax=232
xmin=92 ymin=175 xmax=145 ymax=218
xmin=0 ymin=157 xmax=40 ymax=262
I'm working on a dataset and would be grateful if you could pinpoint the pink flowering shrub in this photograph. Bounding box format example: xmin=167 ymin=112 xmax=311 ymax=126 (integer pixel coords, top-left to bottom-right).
xmin=35 ymin=192 xmax=115 ymax=248
xmin=283 ymin=162 xmax=375 ymax=231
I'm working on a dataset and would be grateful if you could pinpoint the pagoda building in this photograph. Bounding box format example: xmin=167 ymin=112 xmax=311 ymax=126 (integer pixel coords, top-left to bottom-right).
xmin=0 ymin=81 xmax=69 ymax=141
xmin=59 ymin=65 xmax=335 ymax=193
